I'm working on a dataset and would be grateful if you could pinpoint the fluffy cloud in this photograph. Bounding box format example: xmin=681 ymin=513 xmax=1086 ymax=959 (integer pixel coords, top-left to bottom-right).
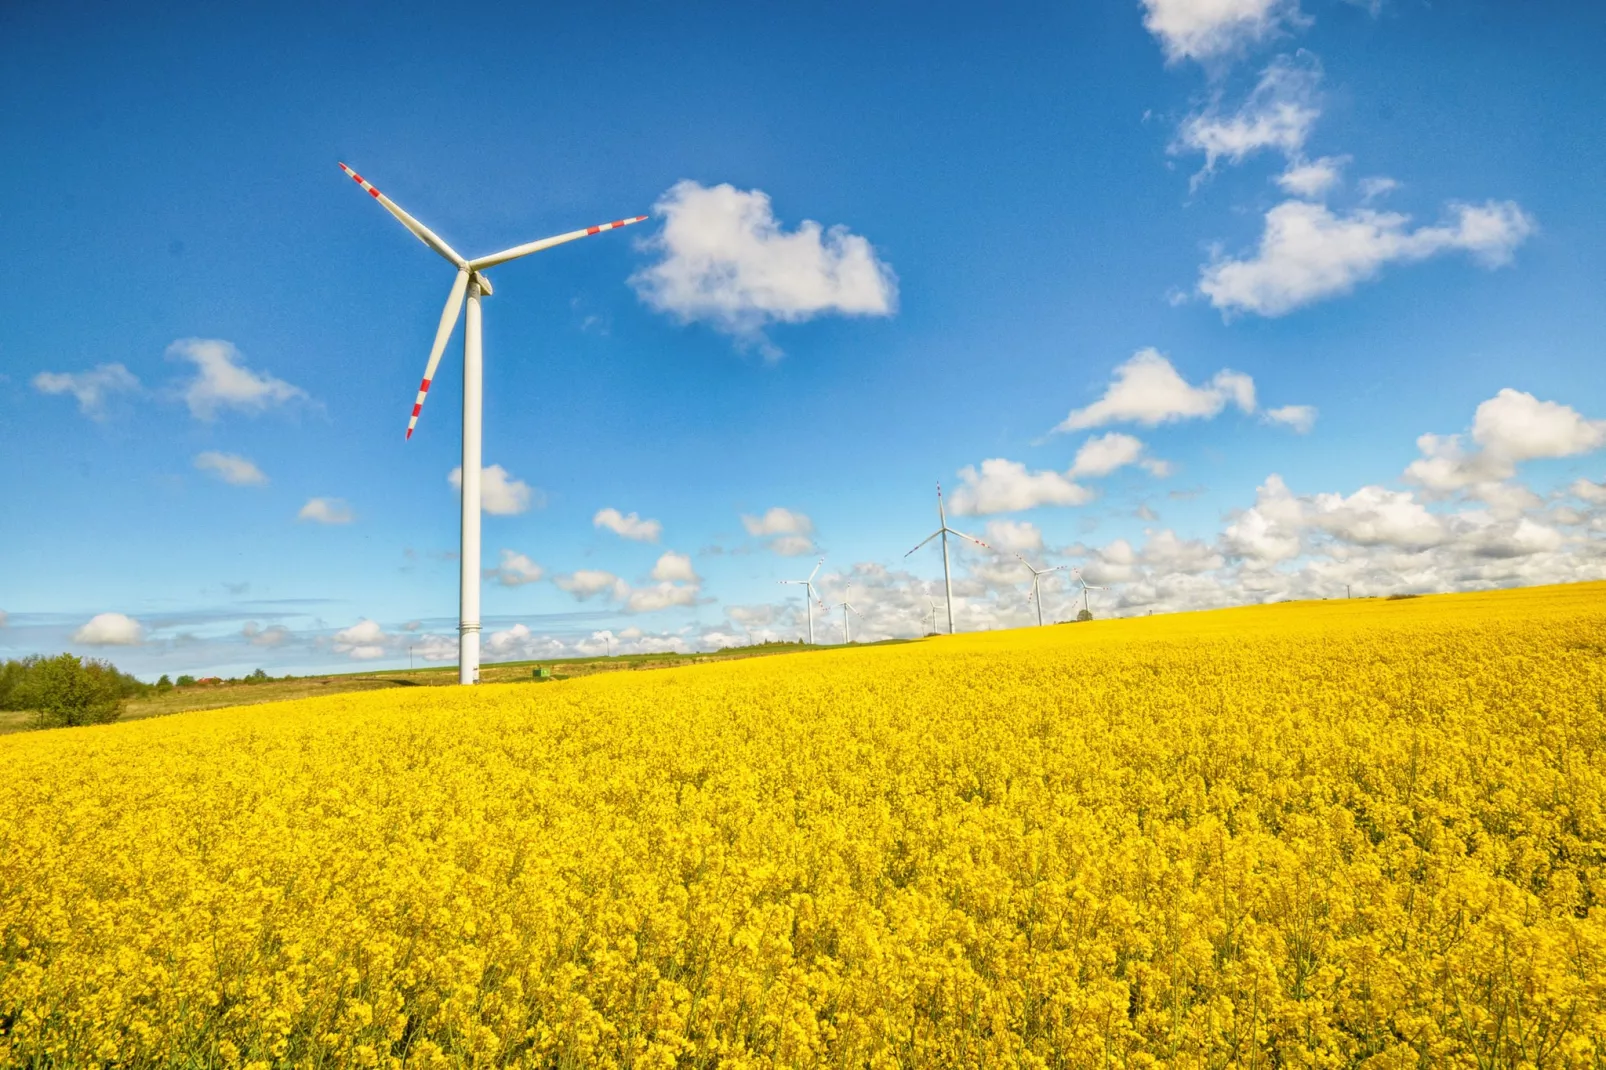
xmin=742 ymin=507 xmax=817 ymax=556
xmin=1067 ymin=432 xmax=1172 ymax=479
xmin=449 ymin=464 xmax=539 ymax=515
xmin=1276 ymin=155 xmax=1348 ymax=199
xmin=1199 ymin=199 xmax=1536 ymax=317
xmin=651 ymin=551 xmax=698 ymax=583
xmin=593 ymin=508 xmax=662 ymax=542
xmin=630 ymin=180 xmax=896 ymax=354
xmin=32 ymin=363 xmax=140 ymax=419
xmin=1309 ymin=486 xmax=1445 ymax=549
xmin=1174 ymin=55 xmax=1321 ymax=182
xmin=1571 ymin=479 xmax=1606 ymax=505
xmin=194 ymin=451 xmax=268 ymax=486
xmin=73 ymin=612 xmax=144 ymax=646
xmin=949 ymin=460 xmax=1093 ymax=516
xmin=489 ymin=549 xmax=544 ymax=587
xmin=983 ymin=519 xmax=1044 ymax=554
xmin=298 ymin=497 xmax=355 ymax=524
xmin=1222 ymin=475 xmax=1304 ymax=562
xmin=1263 ymin=404 xmax=1317 ymax=433
xmin=1057 ymin=349 xmax=1255 ymax=432
xmin=626 ymin=583 xmax=700 ymax=613
xmin=241 ymin=621 xmax=290 ymax=647
xmin=1141 ymin=0 xmax=1305 ymax=63
xmin=332 ymin=619 xmax=388 ymax=660
xmin=1407 ymin=390 xmax=1606 ymax=493
xmin=555 ymin=570 xmax=630 ymax=601
xmin=167 ymin=338 xmax=306 ymax=421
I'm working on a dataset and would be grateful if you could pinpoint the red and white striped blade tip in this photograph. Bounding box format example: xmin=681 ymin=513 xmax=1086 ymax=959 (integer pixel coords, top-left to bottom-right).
xmin=338 ymin=162 xmax=383 ymax=199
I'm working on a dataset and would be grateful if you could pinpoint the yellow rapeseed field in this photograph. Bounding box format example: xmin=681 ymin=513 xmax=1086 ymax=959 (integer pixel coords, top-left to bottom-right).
xmin=3 ymin=583 xmax=1605 ymax=1068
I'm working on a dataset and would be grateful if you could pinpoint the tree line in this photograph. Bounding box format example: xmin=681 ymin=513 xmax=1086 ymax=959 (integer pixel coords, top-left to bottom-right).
xmin=0 ymin=654 xmax=150 ymax=728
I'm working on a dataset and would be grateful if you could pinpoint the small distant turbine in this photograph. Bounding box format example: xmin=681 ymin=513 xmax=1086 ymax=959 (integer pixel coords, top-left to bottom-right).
xmin=924 ymin=597 xmax=942 ymax=636
xmin=1072 ymin=567 xmax=1107 ymax=619
xmin=905 ymin=483 xmax=993 ymax=635
xmin=781 ymin=559 xmax=825 ymax=644
xmin=1015 ymin=553 xmax=1069 ymax=627
xmin=832 ymin=584 xmax=860 ymax=644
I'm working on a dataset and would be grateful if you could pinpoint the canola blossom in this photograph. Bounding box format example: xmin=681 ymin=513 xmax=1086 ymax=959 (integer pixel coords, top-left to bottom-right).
xmin=2 ymin=583 xmax=1604 ymax=1067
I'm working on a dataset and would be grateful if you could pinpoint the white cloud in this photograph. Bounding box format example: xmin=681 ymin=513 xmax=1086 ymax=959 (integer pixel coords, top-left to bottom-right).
xmin=73 ymin=612 xmax=144 ymax=646
xmin=742 ymin=507 xmax=817 ymax=555
xmin=167 ymin=338 xmax=306 ymax=421
xmin=983 ymin=519 xmax=1044 ymax=554
xmin=626 ymin=582 xmax=700 ymax=613
xmin=1263 ymin=404 xmax=1317 ymax=433
xmin=555 ymin=570 xmax=630 ymax=601
xmin=1571 ymin=479 xmax=1606 ymax=504
xmin=1276 ymin=155 xmax=1348 ymax=199
xmin=1175 ymin=55 xmax=1322 ymax=182
xmin=1222 ymin=475 xmax=1304 ymax=562
xmin=630 ymin=180 xmax=896 ymax=355
xmin=241 ymin=622 xmax=290 ymax=647
xmin=1407 ymin=390 xmax=1606 ymax=493
xmin=32 ymin=363 xmax=140 ymax=419
xmin=489 ymin=549 xmax=544 ymax=587
xmin=1141 ymin=0 xmax=1305 ymax=63
xmin=593 ymin=508 xmax=662 ymax=543
xmin=1068 ymin=432 xmax=1167 ymax=479
xmin=332 ymin=619 xmax=388 ymax=660
xmin=298 ymin=497 xmax=355 ymax=524
xmin=651 ymin=551 xmax=699 ymax=583
xmin=1057 ymin=349 xmax=1255 ymax=432
xmin=1309 ymin=485 xmax=1445 ymax=548
xmin=1359 ymin=176 xmax=1400 ymax=202
xmin=449 ymin=464 xmax=539 ymax=515
xmin=1199 ymin=199 xmax=1536 ymax=317
xmin=949 ymin=459 xmax=1093 ymax=516
xmin=194 ymin=451 xmax=268 ymax=486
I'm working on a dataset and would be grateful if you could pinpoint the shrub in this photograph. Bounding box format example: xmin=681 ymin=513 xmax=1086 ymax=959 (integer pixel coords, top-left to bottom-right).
xmin=18 ymin=654 xmax=125 ymax=728
xmin=175 ymin=675 xmax=196 ymax=688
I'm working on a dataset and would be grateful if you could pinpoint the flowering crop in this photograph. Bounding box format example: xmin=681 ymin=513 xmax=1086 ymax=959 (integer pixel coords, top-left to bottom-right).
xmin=2 ymin=583 xmax=1604 ymax=1067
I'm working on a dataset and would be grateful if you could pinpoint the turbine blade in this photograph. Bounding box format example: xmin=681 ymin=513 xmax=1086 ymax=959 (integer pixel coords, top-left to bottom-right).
xmin=949 ymin=528 xmax=992 ymax=551
xmin=405 ymin=269 xmax=469 ymax=440
xmin=469 ymin=215 xmax=649 ymax=271
xmin=339 ymin=163 xmax=466 ymax=268
xmin=904 ymin=530 xmax=941 ymax=557
xmin=809 ymin=559 xmax=822 ymax=583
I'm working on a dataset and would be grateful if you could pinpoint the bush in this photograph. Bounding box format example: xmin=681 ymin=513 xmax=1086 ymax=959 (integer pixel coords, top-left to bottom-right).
xmin=175 ymin=675 xmax=196 ymax=688
xmin=156 ymin=674 xmax=173 ymax=692
xmin=15 ymin=654 xmax=126 ymax=728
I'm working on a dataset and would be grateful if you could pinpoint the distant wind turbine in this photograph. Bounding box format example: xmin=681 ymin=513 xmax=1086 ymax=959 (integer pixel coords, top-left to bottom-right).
xmin=905 ymin=483 xmax=992 ymax=635
xmin=1072 ymin=567 xmax=1107 ymax=619
xmin=1014 ymin=553 xmax=1070 ymax=626
xmin=832 ymin=584 xmax=860 ymax=643
xmin=781 ymin=559 xmax=825 ymax=644
xmin=337 ymin=163 xmax=645 ymax=685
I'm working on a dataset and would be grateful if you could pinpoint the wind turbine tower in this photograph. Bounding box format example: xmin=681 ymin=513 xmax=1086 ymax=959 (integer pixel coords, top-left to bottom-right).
xmin=832 ymin=584 xmax=860 ymax=644
xmin=1072 ymin=567 xmax=1107 ymax=619
xmin=781 ymin=559 xmax=825 ymax=645
xmin=337 ymin=163 xmax=645 ymax=685
xmin=905 ymin=483 xmax=992 ymax=635
xmin=1014 ymin=553 xmax=1069 ymax=627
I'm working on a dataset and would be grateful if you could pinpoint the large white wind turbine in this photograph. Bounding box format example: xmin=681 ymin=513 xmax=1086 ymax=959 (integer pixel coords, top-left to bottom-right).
xmin=832 ymin=584 xmax=860 ymax=644
xmin=338 ymin=163 xmax=646 ymax=685
xmin=904 ymin=483 xmax=992 ymax=635
xmin=780 ymin=559 xmax=825 ymax=644
xmin=1072 ymin=567 xmax=1107 ymax=619
xmin=1014 ymin=553 xmax=1069 ymax=627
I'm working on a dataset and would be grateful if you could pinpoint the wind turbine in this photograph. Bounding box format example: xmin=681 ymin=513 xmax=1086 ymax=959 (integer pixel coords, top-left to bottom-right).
xmin=1015 ymin=553 xmax=1069 ymax=627
xmin=832 ymin=584 xmax=860 ymax=644
xmin=337 ymin=163 xmax=646 ymax=685
xmin=904 ymin=483 xmax=992 ymax=635
xmin=1072 ymin=567 xmax=1106 ymax=619
xmin=924 ymin=598 xmax=942 ymax=636
xmin=780 ymin=559 xmax=825 ymax=644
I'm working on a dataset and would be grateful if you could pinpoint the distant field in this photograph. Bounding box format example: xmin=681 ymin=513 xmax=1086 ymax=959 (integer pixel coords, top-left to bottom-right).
xmin=2 ymin=583 xmax=1603 ymax=1066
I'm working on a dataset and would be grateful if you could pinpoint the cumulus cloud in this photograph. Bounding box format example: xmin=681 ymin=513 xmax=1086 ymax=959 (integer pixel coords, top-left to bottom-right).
xmin=593 ymin=508 xmax=662 ymax=542
xmin=449 ymin=464 xmax=540 ymax=515
xmin=1309 ymin=485 xmax=1445 ymax=549
xmin=1066 ymin=431 xmax=1173 ymax=480
xmin=1571 ymin=479 xmax=1606 ymax=505
xmin=1175 ymin=55 xmax=1322 ymax=183
xmin=1406 ymin=389 xmax=1606 ymax=494
xmin=489 ymin=549 xmax=544 ymax=587
xmin=982 ymin=519 xmax=1044 ymax=554
xmin=630 ymin=180 xmax=896 ymax=355
xmin=1056 ymin=349 xmax=1255 ymax=432
xmin=742 ymin=507 xmax=817 ymax=555
xmin=949 ymin=460 xmax=1093 ymax=516
xmin=1222 ymin=475 xmax=1304 ymax=562
xmin=33 ymin=364 xmax=140 ymax=419
xmin=626 ymin=582 xmax=700 ymax=613
xmin=651 ymin=551 xmax=699 ymax=583
xmin=555 ymin=570 xmax=630 ymax=602
xmin=241 ymin=621 xmax=290 ymax=647
xmin=332 ymin=619 xmax=389 ymax=660
xmin=1276 ymin=155 xmax=1348 ymax=199
xmin=1199 ymin=199 xmax=1536 ymax=317
xmin=167 ymin=338 xmax=306 ymax=421
xmin=1263 ymin=404 xmax=1317 ymax=433
xmin=1141 ymin=0 xmax=1305 ymax=63
xmin=73 ymin=612 xmax=144 ymax=646
xmin=194 ymin=451 xmax=268 ymax=486
xmin=298 ymin=497 xmax=355 ymax=524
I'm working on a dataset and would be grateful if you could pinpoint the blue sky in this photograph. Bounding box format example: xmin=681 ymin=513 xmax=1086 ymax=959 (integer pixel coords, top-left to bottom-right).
xmin=2 ymin=0 xmax=1603 ymax=677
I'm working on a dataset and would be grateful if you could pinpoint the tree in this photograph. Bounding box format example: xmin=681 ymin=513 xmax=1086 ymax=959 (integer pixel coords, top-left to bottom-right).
xmin=156 ymin=674 xmax=173 ymax=691
xmin=20 ymin=654 xmax=125 ymax=728
xmin=176 ymin=675 xmax=196 ymax=687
